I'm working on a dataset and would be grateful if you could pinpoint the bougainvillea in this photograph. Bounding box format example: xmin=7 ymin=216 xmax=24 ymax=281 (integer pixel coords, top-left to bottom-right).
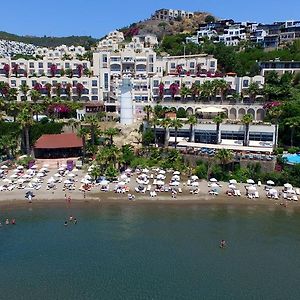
xmin=12 ymin=64 xmax=19 ymax=77
xmin=47 ymin=103 xmax=70 ymax=118
xmin=263 ymin=101 xmax=281 ymax=110
xmin=169 ymin=83 xmax=179 ymax=99
xmin=50 ymin=64 xmax=57 ymax=77
xmin=77 ymin=64 xmax=83 ymax=78
xmin=3 ymin=64 xmax=10 ymax=77
xmin=159 ymin=82 xmax=164 ymax=99
xmin=176 ymin=65 xmax=183 ymax=75
xmin=76 ymin=83 xmax=84 ymax=99
xmin=44 ymin=83 xmax=52 ymax=97
xmin=34 ymin=82 xmax=43 ymax=92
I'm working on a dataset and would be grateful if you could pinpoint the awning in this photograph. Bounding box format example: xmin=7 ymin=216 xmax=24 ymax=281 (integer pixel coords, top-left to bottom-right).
xmin=196 ymin=107 xmax=226 ymax=113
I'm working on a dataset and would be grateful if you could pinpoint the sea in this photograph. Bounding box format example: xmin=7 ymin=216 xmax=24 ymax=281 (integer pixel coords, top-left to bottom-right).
xmin=1 ymin=203 xmax=300 ymax=300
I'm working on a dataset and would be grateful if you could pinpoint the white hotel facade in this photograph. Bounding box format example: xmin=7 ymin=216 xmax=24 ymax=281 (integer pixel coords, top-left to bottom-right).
xmin=0 ymin=31 xmax=276 ymax=150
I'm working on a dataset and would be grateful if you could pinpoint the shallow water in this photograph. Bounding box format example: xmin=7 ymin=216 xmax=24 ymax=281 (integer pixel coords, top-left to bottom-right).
xmin=1 ymin=203 xmax=300 ymax=299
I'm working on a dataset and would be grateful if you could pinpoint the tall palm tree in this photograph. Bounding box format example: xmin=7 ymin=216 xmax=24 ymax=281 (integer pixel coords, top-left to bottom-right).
xmin=104 ymin=127 xmax=120 ymax=146
xmin=84 ymin=115 xmax=100 ymax=146
xmin=8 ymin=88 xmax=18 ymax=101
xmin=213 ymin=114 xmax=224 ymax=144
xmin=143 ymin=105 xmax=153 ymax=122
xmin=180 ymin=85 xmax=190 ymax=101
xmin=17 ymin=107 xmax=34 ymax=155
xmin=186 ymin=115 xmax=197 ymax=142
xmin=285 ymin=117 xmax=300 ymax=147
xmin=160 ymin=118 xmax=171 ymax=148
xmin=242 ymin=114 xmax=253 ymax=146
xmin=245 ymin=82 xmax=260 ymax=102
xmin=191 ymin=82 xmax=201 ymax=101
xmin=169 ymin=118 xmax=183 ymax=149
xmin=200 ymin=81 xmax=214 ymax=102
xmin=150 ymin=116 xmax=160 ymax=145
xmin=19 ymin=83 xmax=30 ymax=101
xmin=7 ymin=101 xmax=20 ymax=122
xmin=29 ymin=89 xmax=41 ymax=103
xmin=32 ymin=103 xmax=44 ymax=122
xmin=214 ymin=79 xmax=229 ymax=103
xmin=44 ymin=83 xmax=52 ymax=98
xmin=268 ymin=106 xmax=282 ymax=148
xmin=77 ymin=126 xmax=89 ymax=162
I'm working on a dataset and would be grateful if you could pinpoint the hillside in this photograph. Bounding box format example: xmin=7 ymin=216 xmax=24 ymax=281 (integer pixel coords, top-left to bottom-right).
xmin=120 ymin=12 xmax=214 ymax=41
xmin=0 ymin=31 xmax=97 ymax=48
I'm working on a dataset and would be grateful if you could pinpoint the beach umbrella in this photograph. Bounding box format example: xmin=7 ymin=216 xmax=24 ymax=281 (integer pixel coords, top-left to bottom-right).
xmin=40 ymin=167 xmax=48 ymax=172
xmin=191 ymin=181 xmax=199 ymax=187
xmin=157 ymin=174 xmax=165 ymax=180
xmin=17 ymin=179 xmax=24 ymax=184
xmin=36 ymin=172 xmax=44 ymax=177
xmin=191 ymin=175 xmax=199 ymax=181
xmin=211 ymin=183 xmax=219 ymax=188
xmin=171 ymin=175 xmax=180 ymax=181
xmin=73 ymin=168 xmax=79 ymax=172
xmin=17 ymin=166 xmax=24 ymax=170
xmin=229 ymin=179 xmax=237 ymax=184
xmin=269 ymin=188 xmax=278 ymax=195
xmin=54 ymin=173 xmax=62 ymax=177
xmin=120 ymin=174 xmax=128 ymax=180
xmin=248 ymin=185 xmax=257 ymax=192
xmin=30 ymin=165 xmax=37 ymax=169
xmin=210 ymin=178 xmax=218 ymax=182
xmin=170 ymin=181 xmax=180 ymax=186
xmin=284 ymin=183 xmax=293 ymax=189
xmin=155 ymin=180 xmax=165 ymax=186
xmin=32 ymin=178 xmax=40 ymax=183
xmin=64 ymin=179 xmax=73 ymax=185
xmin=247 ymin=179 xmax=255 ymax=184
xmin=117 ymin=181 xmax=126 ymax=186
xmin=81 ymin=178 xmax=91 ymax=184
xmin=3 ymin=178 xmax=12 ymax=183
xmin=228 ymin=184 xmax=236 ymax=190
xmin=43 ymin=164 xmax=49 ymax=168
xmin=173 ymin=171 xmax=181 ymax=175
xmin=267 ymin=180 xmax=275 ymax=186
xmin=67 ymin=173 xmax=75 ymax=177
xmin=10 ymin=174 xmax=18 ymax=178
xmin=125 ymin=168 xmax=132 ymax=173
xmin=142 ymin=168 xmax=149 ymax=173
xmin=159 ymin=170 xmax=166 ymax=174
xmin=58 ymin=167 xmax=65 ymax=171
xmin=100 ymin=180 xmax=110 ymax=185
xmin=85 ymin=174 xmax=92 ymax=180
xmin=1 ymin=165 xmax=8 ymax=169
xmin=47 ymin=177 xmax=55 ymax=183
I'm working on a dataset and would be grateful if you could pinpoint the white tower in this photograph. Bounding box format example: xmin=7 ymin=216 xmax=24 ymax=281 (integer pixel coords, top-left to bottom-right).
xmin=119 ymin=78 xmax=134 ymax=125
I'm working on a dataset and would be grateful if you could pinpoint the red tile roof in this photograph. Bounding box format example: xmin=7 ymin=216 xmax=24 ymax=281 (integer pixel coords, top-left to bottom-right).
xmin=34 ymin=133 xmax=83 ymax=149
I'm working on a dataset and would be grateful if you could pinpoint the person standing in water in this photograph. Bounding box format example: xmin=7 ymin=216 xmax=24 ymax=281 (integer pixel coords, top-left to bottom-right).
xmin=220 ymin=240 xmax=226 ymax=248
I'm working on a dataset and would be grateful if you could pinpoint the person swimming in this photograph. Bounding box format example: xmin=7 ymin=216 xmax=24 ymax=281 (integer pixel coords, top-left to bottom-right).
xmin=74 ymin=218 xmax=77 ymax=224
xmin=220 ymin=240 xmax=226 ymax=248
xmin=5 ymin=219 xmax=9 ymax=225
xmin=64 ymin=221 xmax=68 ymax=226
xmin=69 ymin=215 xmax=73 ymax=221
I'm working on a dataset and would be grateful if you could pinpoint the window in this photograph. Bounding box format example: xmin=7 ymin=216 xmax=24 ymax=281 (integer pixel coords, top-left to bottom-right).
xmin=104 ymin=73 xmax=109 ymax=90
xmin=243 ymin=80 xmax=249 ymax=87
xmin=170 ymin=63 xmax=176 ymax=69
xmin=190 ymin=62 xmax=195 ymax=68
xmin=92 ymin=80 xmax=97 ymax=87
xmin=153 ymin=80 xmax=159 ymax=87
xmin=65 ymin=63 xmax=70 ymax=68
xmin=210 ymin=61 xmax=215 ymax=68
xmin=92 ymin=88 xmax=98 ymax=95
xmin=29 ymin=62 xmax=34 ymax=68
xmin=38 ymin=62 xmax=43 ymax=68
xmin=47 ymin=63 xmax=51 ymax=68
xmin=102 ymin=54 xmax=108 ymax=63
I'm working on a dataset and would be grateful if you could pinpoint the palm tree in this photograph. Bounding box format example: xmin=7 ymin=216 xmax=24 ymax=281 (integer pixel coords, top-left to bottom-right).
xmin=200 ymin=81 xmax=214 ymax=101
xmin=191 ymin=82 xmax=201 ymax=101
xmin=186 ymin=115 xmax=197 ymax=142
xmin=180 ymin=85 xmax=190 ymax=101
xmin=215 ymin=149 xmax=234 ymax=171
xmin=44 ymin=83 xmax=52 ymax=98
xmin=84 ymin=115 xmax=100 ymax=146
xmin=32 ymin=103 xmax=43 ymax=122
xmin=67 ymin=118 xmax=79 ymax=133
xmin=214 ymin=79 xmax=229 ymax=103
xmin=29 ymin=89 xmax=41 ymax=103
xmin=213 ymin=114 xmax=224 ymax=144
xmin=169 ymin=118 xmax=183 ymax=149
xmin=7 ymin=88 xmax=18 ymax=101
xmin=245 ymin=82 xmax=260 ymax=102
xmin=77 ymin=126 xmax=89 ymax=161
xmin=7 ymin=101 xmax=20 ymax=122
xmin=285 ymin=117 xmax=300 ymax=147
xmin=19 ymin=83 xmax=30 ymax=101
xmin=104 ymin=127 xmax=120 ymax=145
xmin=242 ymin=114 xmax=253 ymax=146
xmin=17 ymin=107 xmax=34 ymax=155
xmin=268 ymin=106 xmax=282 ymax=148
xmin=143 ymin=105 xmax=153 ymax=122
xmin=150 ymin=116 xmax=160 ymax=145
xmin=160 ymin=118 xmax=171 ymax=148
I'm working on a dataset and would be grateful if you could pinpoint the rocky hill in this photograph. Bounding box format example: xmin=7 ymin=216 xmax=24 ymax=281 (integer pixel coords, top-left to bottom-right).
xmin=120 ymin=12 xmax=214 ymax=41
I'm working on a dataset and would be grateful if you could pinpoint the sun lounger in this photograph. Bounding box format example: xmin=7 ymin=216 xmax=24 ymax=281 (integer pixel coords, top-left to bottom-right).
xmin=255 ymin=191 xmax=259 ymax=198
xmin=296 ymin=188 xmax=300 ymax=195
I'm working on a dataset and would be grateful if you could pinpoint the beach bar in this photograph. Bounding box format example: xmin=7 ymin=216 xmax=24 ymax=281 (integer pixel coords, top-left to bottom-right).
xmin=34 ymin=133 xmax=83 ymax=159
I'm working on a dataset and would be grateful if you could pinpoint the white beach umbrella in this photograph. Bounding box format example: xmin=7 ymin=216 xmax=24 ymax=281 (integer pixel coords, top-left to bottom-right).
xmin=36 ymin=173 xmax=44 ymax=177
xmin=32 ymin=178 xmax=40 ymax=183
xmin=40 ymin=167 xmax=48 ymax=172
xmin=3 ymin=178 xmax=12 ymax=183
xmin=85 ymin=174 xmax=92 ymax=180
xmin=43 ymin=164 xmax=49 ymax=168
xmin=100 ymin=180 xmax=110 ymax=186
xmin=1 ymin=165 xmax=8 ymax=169
xmin=248 ymin=185 xmax=257 ymax=192
xmin=159 ymin=170 xmax=166 ymax=174
xmin=142 ymin=168 xmax=149 ymax=173
xmin=120 ymin=174 xmax=128 ymax=180
xmin=211 ymin=183 xmax=219 ymax=188
xmin=247 ymin=179 xmax=255 ymax=184
xmin=155 ymin=180 xmax=165 ymax=186
xmin=10 ymin=174 xmax=18 ymax=178
xmin=17 ymin=165 xmax=24 ymax=170
xmin=67 ymin=173 xmax=75 ymax=177
xmin=172 ymin=175 xmax=180 ymax=181
xmin=173 ymin=171 xmax=181 ymax=175
xmin=125 ymin=168 xmax=132 ymax=173
xmin=64 ymin=179 xmax=73 ymax=185
xmin=190 ymin=175 xmax=199 ymax=181
xmin=73 ymin=168 xmax=79 ymax=172
xmin=157 ymin=174 xmax=165 ymax=180
xmin=30 ymin=165 xmax=37 ymax=169
xmin=210 ymin=178 xmax=218 ymax=182
xmin=81 ymin=178 xmax=91 ymax=184
xmin=17 ymin=179 xmax=24 ymax=184
xmin=267 ymin=180 xmax=275 ymax=186
xmin=58 ymin=167 xmax=65 ymax=171
xmin=229 ymin=179 xmax=237 ymax=184
xmin=170 ymin=181 xmax=180 ymax=186
xmin=284 ymin=183 xmax=293 ymax=189
xmin=117 ymin=181 xmax=126 ymax=186
xmin=191 ymin=181 xmax=199 ymax=187
xmin=269 ymin=188 xmax=278 ymax=195
xmin=54 ymin=173 xmax=62 ymax=177
xmin=228 ymin=184 xmax=236 ymax=190
xmin=47 ymin=177 xmax=55 ymax=183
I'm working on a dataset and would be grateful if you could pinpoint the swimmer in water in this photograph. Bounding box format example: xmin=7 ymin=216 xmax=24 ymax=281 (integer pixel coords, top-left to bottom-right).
xmin=69 ymin=215 xmax=73 ymax=221
xmin=220 ymin=240 xmax=226 ymax=248
xmin=64 ymin=221 xmax=68 ymax=226
xmin=74 ymin=218 xmax=77 ymax=224
xmin=5 ymin=219 xmax=9 ymax=225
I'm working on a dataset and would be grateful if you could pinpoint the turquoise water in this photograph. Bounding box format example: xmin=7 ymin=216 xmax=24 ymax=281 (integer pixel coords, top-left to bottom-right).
xmin=1 ymin=203 xmax=300 ymax=299
xmin=283 ymin=153 xmax=300 ymax=164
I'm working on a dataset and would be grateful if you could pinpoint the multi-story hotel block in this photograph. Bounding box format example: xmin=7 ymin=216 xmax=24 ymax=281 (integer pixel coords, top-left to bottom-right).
xmin=152 ymin=9 xmax=194 ymax=21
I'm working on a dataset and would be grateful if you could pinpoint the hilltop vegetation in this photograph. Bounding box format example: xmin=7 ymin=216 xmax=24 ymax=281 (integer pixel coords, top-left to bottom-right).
xmin=0 ymin=31 xmax=97 ymax=48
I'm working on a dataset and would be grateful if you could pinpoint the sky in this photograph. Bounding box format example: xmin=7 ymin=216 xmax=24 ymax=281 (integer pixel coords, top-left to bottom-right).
xmin=1 ymin=0 xmax=300 ymax=38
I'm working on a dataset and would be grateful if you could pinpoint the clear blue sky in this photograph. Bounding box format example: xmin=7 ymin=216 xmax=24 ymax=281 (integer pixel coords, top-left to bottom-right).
xmin=2 ymin=0 xmax=300 ymax=38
